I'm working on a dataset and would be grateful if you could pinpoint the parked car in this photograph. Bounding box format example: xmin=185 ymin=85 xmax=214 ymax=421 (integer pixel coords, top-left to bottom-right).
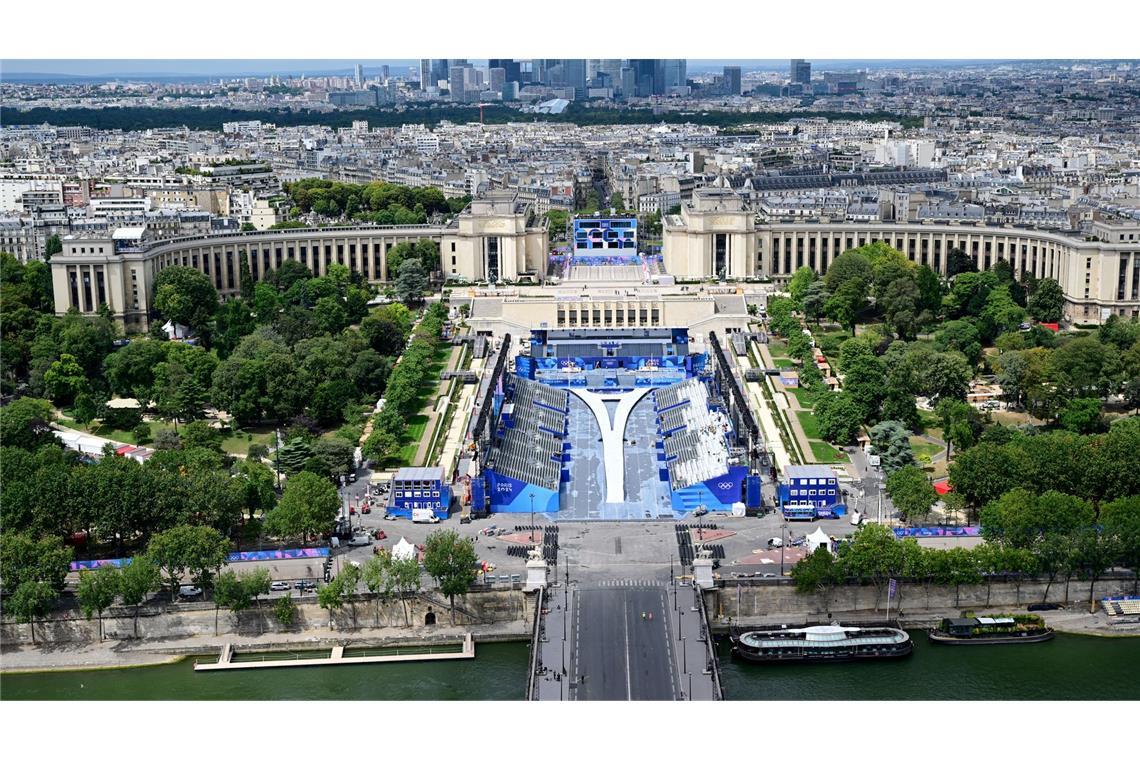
xmin=693 ymin=506 xmax=708 ymax=517
xmin=178 ymin=585 xmax=202 ymax=600
xmin=294 ymin=580 xmax=317 ymax=592
xmin=383 ymin=513 xmax=397 ymax=521
xmin=348 ymin=472 xmax=357 ymax=483
xmin=270 ymin=581 xmax=290 ymax=592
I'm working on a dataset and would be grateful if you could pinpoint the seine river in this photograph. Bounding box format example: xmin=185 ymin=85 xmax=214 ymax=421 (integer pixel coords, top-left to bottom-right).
xmin=2 ymin=633 xmax=1138 ymax=700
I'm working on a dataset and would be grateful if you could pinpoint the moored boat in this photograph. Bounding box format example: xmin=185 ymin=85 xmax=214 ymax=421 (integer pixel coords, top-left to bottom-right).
xmin=928 ymin=615 xmax=1054 ymax=645
xmin=730 ymin=624 xmax=912 ymax=663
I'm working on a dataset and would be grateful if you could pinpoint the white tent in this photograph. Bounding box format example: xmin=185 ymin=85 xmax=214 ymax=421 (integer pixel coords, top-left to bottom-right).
xmin=807 ymin=527 xmax=832 ymax=554
xmin=392 ymin=537 xmax=416 ymax=562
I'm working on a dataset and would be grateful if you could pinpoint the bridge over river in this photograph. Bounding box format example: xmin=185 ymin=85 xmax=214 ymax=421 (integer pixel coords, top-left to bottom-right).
xmin=527 ymin=581 xmax=722 ymax=701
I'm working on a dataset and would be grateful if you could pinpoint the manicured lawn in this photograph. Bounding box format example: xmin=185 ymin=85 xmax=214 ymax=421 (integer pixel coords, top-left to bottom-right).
xmin=773 ymin=358 xmax=794 ymax=369
xmin=222 ymin=427 xmax=277 ymax=455
xmin=796 ymin=410 xmax=821 ymax=440
xmin=910 ymin=437 xmax=943 ymax=463
xmin=396 ymin=413 xmax=430 ymax=466
xmin=787 ymin=386 xmax=819 ymax=409
xmin=809 ymin=441 xmax=848 ymax=463
xmin=767 ymin=342 xmax=789 ymax=358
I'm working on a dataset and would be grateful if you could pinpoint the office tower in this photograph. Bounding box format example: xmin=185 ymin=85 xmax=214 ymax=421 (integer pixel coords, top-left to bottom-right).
xmin=620 ymin=66 xmax=636 ymax=98
xmin=562 ymin=59 xmax=587 ymax=97
xmin=489 ymin=58 xmax=522 ymax=83
xmin=489 ymin=67 xmax=506 ymax=92
xmin=419 ymin=59 xmax=432 ymax=90
xmin=628 ymin=59 xmax=656 ymax=97
xmin=432 ymin=59 xmax=450 ymax=87
xmin=724 ymin=65 xmax=742 ymax=95
xmin=791 ymin=59 xmax=811 ymax=85
xmin=502 ymin=81 xmax=519 ymax=101
xmin=379 ymin=65 xmax=389 ymax=81
xmin=659 ymin=59 xmax=686 ymax=91
xmin=449 ymin=65 xmax=467 ymax=101
xmin=354 ymin=63 xmax=364 ymax=88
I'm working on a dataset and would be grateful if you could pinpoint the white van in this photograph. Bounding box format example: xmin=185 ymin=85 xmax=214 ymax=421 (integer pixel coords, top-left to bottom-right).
xmin=347 ymin=533 xmax=373 ymax=547
xmin=850 ymin=511 xmax=863 ymax=526
xmin=412 ymin=508 xmax=440 ymax=524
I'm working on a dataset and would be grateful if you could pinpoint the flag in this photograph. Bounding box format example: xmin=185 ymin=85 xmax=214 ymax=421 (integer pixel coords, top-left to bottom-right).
xmin=888 ymin=578 xmax=898 ymax=600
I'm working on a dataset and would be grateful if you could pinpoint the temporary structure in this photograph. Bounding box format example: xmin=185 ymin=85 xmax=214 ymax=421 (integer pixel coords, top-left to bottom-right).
xmin=392 ymin=537 xmax=416 ymax=562
xmin=807 ymin=527 xmax=832 ymax=554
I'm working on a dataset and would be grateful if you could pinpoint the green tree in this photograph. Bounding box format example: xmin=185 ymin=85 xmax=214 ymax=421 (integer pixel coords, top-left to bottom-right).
xmin=43 ymin=352 xmax=88 ymax=405
xmin=1073 ymin=526 xmax=1122 ymax=612
xmin=77 ymin=566 xmax=120 ymax=641
xmin=117 ymin=555 xmax=160 ymax=637
xmin=44 ymin=234 xmax=63 ymax=259
xmin=790 ymin=546 xmax=841 ymax=611
xmin=423 ymin=529 xmax=477 ymax=623
xmin=824 ymin=250 xmax=873 ymax=293
xmin=824 ymin=277 xmax=869 ymax=336
xmin=263 ymin=471 xmax=339 ymax=541
xmin=814 ymin=392 xmax=864 ymax=445
xmin=146 ymin=525 xmax=230 ymax=601
xmin=885 ymin=465 xmax=937 ymax=523
xmin=7 ymin=581 xmax=58 ymax=644
xmin=1026 ymin=278 xmax=1064 ymax=323
xmin=609 ymin=191 xmax=625 ymax=212
xmin=395 ymin=259 xmax=429 ymax=304
xmin=152 ymin=266 xmax=218 ymax=332
xmin=868 ymin=420 xmax=915 ymax=475
xmin=879 ymin=274 xmax=922 ymax=340
xmin=362 ymin=429 xmax=400 ymax=465
xmin=1101 ymin=496 xmax=1140 ymax=595
xmin=801 ymin=280 xmax=829 ymax=325
xmin=317 ymin=576 xmax=344 ymax=628
xmin=787 ymin=266 xmax=816 ymax=307
xmin=841 ymin=352 xmax=886 ymax=419
xmin=0 ymin=533 xmax=73 ymax=591
xmin=274 ymin=594 xmax=297 ymax=628
xmin=1058 ymin=397 xmax=1105 ymax=434
xmin=933 ymin=320 xmax=982 ymax=367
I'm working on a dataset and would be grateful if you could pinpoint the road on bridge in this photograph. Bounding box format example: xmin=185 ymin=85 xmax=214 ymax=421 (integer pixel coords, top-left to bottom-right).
xmin=571 ymin=585 xmax=679 ymax=701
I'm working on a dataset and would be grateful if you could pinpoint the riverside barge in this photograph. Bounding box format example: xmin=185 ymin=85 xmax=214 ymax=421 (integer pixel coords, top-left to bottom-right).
xmin=928 ymin=616 xmax=1054 ymax=645
xmin=730 ymin=624 xmax=912 ymax=663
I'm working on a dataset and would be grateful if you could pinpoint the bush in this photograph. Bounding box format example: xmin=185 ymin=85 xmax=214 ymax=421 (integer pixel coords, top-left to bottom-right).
xmin=102 ymin=405 xmax=143 ymax=431
xmin=132 ymin=423 xmax=152 ymax=444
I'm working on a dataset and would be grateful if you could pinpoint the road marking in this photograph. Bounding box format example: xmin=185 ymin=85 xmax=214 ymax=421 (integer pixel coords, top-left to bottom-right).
xmin=623 ymin=594 xmax=632 ymax=701
xmin=659 ymin=591 xmax=677 ymax=700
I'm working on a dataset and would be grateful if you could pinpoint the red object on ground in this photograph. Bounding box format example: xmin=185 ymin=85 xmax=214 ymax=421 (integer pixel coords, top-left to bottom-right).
xmin=933 ymin=481 xmax=953 ymax=495
xmin=816 ymin=355 xmax=827 ymax=363
xmin=115 ymin=444 xmax=135 ymax=456
xmin=1040 ymin=322 xmax=1060 ymax=332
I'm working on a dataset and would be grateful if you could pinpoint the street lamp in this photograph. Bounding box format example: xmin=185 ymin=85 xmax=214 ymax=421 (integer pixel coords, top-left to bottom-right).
xmin=529 ymin=492 xmax=536 ymax=544
xmin=780 ymin=522 xmax=786 ymax=577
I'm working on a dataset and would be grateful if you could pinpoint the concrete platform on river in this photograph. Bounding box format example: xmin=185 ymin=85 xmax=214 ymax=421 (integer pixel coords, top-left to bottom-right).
xmin=193 ymin=633 xmax=474 ymax=671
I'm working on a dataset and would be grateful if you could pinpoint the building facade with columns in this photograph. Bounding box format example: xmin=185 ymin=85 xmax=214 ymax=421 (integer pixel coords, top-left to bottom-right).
xmin=663 ymin=190 xmax=1140 ymax=323
xmin=51 ymin=192 xmax=547 ymax=331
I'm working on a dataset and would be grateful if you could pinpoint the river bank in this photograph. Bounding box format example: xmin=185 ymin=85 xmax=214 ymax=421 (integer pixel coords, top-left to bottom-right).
xmin=0 ymin=620 xmax=530 ymax=674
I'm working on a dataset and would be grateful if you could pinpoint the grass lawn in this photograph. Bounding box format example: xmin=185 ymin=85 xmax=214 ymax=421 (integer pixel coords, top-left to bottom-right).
xmin=773 ymin=358 xmax=794 ymax=369
xmin=809 ymin=441 xmax=848 ymax=463
xmin=787 ymin=386 xmax=819 ymax=409
xmin=395 ymin=413 xmax=430 ymax=466
xmin=910 ymin=437 xmax=944 ymax=466
xmin=767 ymin=342 xmax=789 ymax=358
xmin=796 ymin=410 xmax=821 ymax=439
xmin=222 ymin=427 xmax=277 ymax=455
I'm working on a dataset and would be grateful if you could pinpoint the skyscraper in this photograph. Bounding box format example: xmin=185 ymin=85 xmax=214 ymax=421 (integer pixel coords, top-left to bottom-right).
xmin=562 ymin=59 xmax=587 ymax=97
xmin=660 ymin=59 xmax=687 ymax=91
xmin=489 ymin=59 xmax=521 ymax=84
xmin=489 ymin=67 xmax=506 ymax=93
xmin=790 ymin=59 xmax=811 ymax=85
xmin=449 ymin=64 xmax=467 ymax=102
xmin=628 ymin=59 xmax=656 ymax=97
xmin=431 ymin=59 xmax=450 ymax=87
xmin=354 ymin=63 xmax=364 ymax=89
xmin=419 ymin=59 xmax=432 ymax=90
xmin=620 ymin=67 xmax=636 ymax=98
xmin=723 ymin=65 xmax=742 ymax=96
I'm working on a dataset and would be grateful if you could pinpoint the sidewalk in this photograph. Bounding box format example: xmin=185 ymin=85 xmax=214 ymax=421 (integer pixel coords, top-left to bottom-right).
xmin=411 ymin=340 xmax=466 ymax=466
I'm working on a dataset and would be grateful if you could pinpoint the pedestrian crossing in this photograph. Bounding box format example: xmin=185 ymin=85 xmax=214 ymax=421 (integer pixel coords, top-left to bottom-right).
xmin=595 ymin=579 xmax=664 ymax=588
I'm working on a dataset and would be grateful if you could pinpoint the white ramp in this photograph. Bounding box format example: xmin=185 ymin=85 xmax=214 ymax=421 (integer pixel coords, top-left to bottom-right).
xmin=568 ymin=387 xmax=652 ymax=503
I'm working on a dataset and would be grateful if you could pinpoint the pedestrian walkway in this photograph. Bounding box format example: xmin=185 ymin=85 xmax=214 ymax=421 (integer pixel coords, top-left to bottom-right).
xmin=733 ymin=347 xmax=792 ymax=474
xmin=411 ymin=340 xmax=466 ymax=466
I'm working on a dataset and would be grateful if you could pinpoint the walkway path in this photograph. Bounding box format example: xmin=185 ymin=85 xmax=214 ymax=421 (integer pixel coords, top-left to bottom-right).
xmin=411 ymin=340 xmax=465 ymax=467
xmin=755 ymin=341 xmax=817 ymax=467
xmin=567 ymin=387 xmax=652 ymax=503
xmin=732 ymin=349 xmax=792 ymax=474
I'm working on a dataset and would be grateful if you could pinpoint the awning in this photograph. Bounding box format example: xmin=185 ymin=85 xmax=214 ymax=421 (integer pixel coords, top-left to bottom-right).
xmin=933 ymin=481 xmax=953 ymax=495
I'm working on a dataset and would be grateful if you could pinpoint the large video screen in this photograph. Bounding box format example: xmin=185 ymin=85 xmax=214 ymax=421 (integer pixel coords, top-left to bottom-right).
xmin=573 ymin=217 xmax=637 ymax=251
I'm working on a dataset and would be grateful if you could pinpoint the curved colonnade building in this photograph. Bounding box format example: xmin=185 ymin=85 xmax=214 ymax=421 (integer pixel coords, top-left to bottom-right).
xmin=51 ymin=189 xmax=1139 ymax=331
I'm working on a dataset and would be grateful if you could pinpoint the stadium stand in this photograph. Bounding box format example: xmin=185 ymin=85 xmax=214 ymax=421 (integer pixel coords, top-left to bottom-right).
xmin=654 ymin=379 xmax=732 ymax=490
xmin=487 ymin=377 xmax=569 ymax=492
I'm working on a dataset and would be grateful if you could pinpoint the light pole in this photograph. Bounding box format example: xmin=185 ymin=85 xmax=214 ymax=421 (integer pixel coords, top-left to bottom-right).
xmin=529 ymin=492 xmax=536 ymax=544
xmin=780 ymin=522 xmax=786 ymax=577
